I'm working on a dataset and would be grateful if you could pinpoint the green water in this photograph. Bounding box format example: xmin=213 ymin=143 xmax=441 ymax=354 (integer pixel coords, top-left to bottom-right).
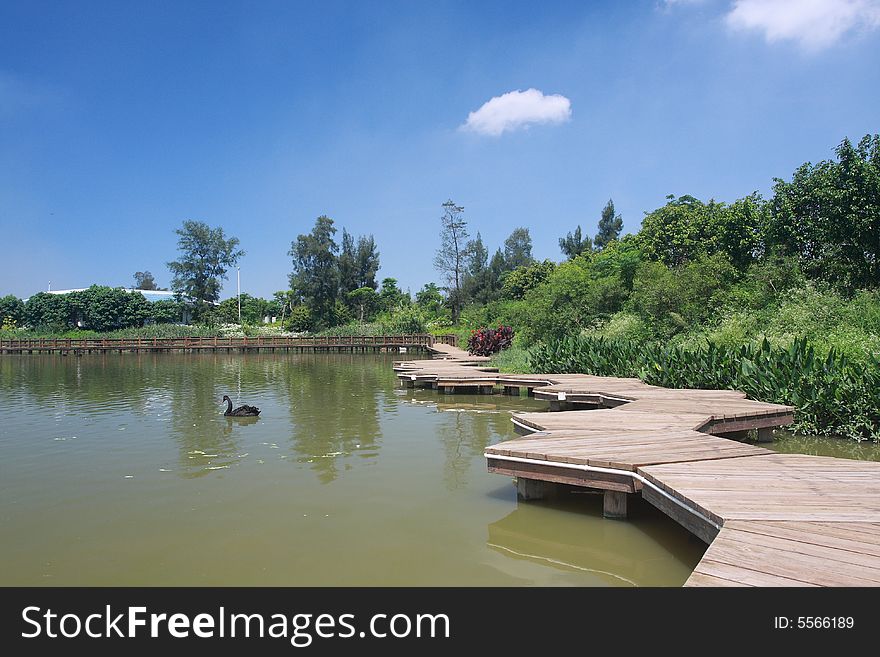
xmin=0 ymin=353 xmax=705 ymax=586
xmin=767 ymin=431 xmax=880 ymax=460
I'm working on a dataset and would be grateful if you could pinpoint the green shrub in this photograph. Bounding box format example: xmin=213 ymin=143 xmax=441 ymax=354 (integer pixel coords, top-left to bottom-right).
xmin=379 ymin=306 xmax=426 ymax=334
xmin=0 ymin=295 xmax=25 ymax=326
xmin=285 ymin=306 xmax=313 ymax=332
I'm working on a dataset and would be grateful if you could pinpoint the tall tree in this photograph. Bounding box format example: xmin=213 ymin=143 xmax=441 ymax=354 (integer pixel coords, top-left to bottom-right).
xmin=595 ymin=199 xmax=623 ymax=250
xmin=462 ymin=232 xmax=491 ymax=304
xmin=337 ymin=229 xmax=358 ymax=294
xmin=354 ymin=235 xmax=380 ymax=290
xmin=433 ymin=200 xmax=469 ymax=323
xmin=769 ymin=134 xmax=880 ymax=292
xmin=503 ymin=227 xmax=534 ymax=270
xmin=337 ymin=229 xmax=380 ymax=294
xmin=167 ymin=220 xmax=244 ymax=310
xmin=133 ymin=270 xmax=158 ymax=290
xmin=487 ymin=248 xmax=507 ymax=298
xmin=559 ymin=226 xmax=592 ymax=260
xmin=466 ymin=232 xmax=489 ymax=277
xmin=289 ymin=215 xmax=339 ymax=327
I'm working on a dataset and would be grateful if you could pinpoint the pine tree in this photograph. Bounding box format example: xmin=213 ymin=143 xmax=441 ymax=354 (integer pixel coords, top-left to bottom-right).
xmin=595 ymin=198 xmax=623 ymax=250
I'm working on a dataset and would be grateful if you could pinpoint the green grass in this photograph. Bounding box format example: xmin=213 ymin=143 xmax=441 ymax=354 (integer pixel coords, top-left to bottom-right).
xmin=488 ymin=345 xmax=532 ymax=373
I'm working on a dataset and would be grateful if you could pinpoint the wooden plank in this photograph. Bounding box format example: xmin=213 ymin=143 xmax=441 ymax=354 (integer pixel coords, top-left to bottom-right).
xmin=719 ymin=524 xmax=880 ymax=574
xmin=700 ymin=531 xmax=880 ymax=586
xmin=487 ymin=460 xmax=635 ymax=493
xmin=641 ymin=486 xmax=720 ymax=543
xmin=685 ymin=571 xmax=752 ymax=587
xmin=690 ymin=559 xmax=818 ymax=587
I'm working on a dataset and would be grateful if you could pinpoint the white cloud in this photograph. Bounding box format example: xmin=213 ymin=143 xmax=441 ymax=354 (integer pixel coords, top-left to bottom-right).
xmin=725 ymin=0 xmax=880 ymax=50
xmin=461 ymin=88 xmax=572 ymax=137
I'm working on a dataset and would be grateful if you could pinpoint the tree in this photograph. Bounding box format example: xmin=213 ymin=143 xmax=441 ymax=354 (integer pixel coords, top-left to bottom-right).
xmin=338 ymin=230 xmax=380 ymax=320
xmin=487 ymin=248 xmax=507 ymax=298
xmin=133 ymin=271 xmax=158 ymax=290
xmin=347 ymin=287 xmax=380 ymax=322
xmin=167 ymin=221 xmax=244 ymax=313
xmin=70 ymin=286 xmax=151 ymax=332
xmin=379 ymin=277 xmax=409 ymax=312
xmin=150 ymin=299 xmax=183 ymax=324
xmin=355 ymin=235 xmax=380 ymax=290
xmin=286 ymin=305 xmax=313 ymax=332
xmin=433 ymin=200 xmax=469 ymax=323
xmin=503 ymin=227 xmax=533 ymax=270
xmin=289 ymin=215 xmax=339 ymax=327
xmin=217 ymin=293 xmax=274 ymax=324
xmin=415 ymin=283 xmax=444 ymax=314
xmin=559 ymin=225 xmax=592 ymax=260
xmin=24 ymin=292 xmax=74 ymax=329
xmin=637 ymin=194 xmax=765 ymax=269
xmin=768 ymin=134 xmax=880 ymax=292
xmin=337 ymin=230 xmax=359 ymax=295
xmin=501 ymin=260 xmax=557 ymax=300
xmin=462 ymin=232 xmax=492 ymax=304
xmin=595 ymin=199 xmax=623 ymax=250
xmin=0 ymin=295 xmax=25 ymax=326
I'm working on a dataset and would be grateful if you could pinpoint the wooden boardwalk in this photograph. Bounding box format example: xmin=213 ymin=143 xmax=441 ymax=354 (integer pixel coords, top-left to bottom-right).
xmin=398 ymin=343 xmax=880 ymax=587
xmin=0 ymin=334 xmax=457 ymax=355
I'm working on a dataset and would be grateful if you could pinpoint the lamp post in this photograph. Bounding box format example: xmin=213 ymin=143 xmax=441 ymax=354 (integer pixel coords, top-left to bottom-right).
xmin=237 ymin=267 xmax=241 ymax=325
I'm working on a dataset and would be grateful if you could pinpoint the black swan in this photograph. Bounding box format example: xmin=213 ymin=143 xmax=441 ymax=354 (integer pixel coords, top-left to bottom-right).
xmin=222 ymin=395 xmax=260 ymax=417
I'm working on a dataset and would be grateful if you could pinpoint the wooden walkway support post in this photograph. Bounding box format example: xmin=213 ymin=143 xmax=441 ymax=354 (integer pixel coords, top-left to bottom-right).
xmin=603 ymin=491 xmax=628 ymax=519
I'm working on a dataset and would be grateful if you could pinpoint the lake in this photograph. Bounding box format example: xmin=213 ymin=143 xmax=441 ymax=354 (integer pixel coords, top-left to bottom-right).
xmin=1 ymin=352 xmax=712 ymax=586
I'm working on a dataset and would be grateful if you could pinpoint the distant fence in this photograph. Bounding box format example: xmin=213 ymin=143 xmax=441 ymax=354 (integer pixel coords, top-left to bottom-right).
xmin=0 ymin=333 xmax=458 ymax=354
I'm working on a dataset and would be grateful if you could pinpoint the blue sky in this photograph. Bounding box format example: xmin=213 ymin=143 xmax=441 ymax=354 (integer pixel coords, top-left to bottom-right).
xmin=2 ymin=0 xmax=879 ymax=300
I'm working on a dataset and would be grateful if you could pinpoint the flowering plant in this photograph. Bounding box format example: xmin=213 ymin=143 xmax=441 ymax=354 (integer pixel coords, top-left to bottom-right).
xmin=467 ymin=325 xmax=514 ymax=356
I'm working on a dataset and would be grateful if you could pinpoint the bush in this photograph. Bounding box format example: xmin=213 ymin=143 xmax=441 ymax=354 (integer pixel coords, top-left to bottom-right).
xmin=379 ymin=306 xmax=426 ymax=334
xmin=25 ymin=292 xmax=74 ymax=329
xmin=501 ymin=260 xmax=556 ymax=300
xmin=468 ymin=325 xmax=514 ymax=356
xmin=285 ymin=306 xmax=313 ymax=332
xmin=150 ymin=299 xmax=184 ymax=324
xmin=0 ymin=295 xmax=25 ymax=326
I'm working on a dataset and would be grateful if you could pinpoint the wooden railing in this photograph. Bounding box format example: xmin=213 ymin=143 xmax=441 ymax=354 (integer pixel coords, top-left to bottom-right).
xmin=433 ymin=333 xmax=458 ymax=347
xmin=0 ymin=334 xmax=448 ymax=352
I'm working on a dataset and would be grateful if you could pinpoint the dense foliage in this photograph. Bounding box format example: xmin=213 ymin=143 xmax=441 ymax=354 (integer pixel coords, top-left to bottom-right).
xmin=768 ymin=135 xmax=880 ymax=293
xmin=288 ymin=216 xmax=380 ymax=329
xmin=18 ymin=287 xmax=183 ymax=332
xmin=0 ymin=295 xmax=25 ymax=327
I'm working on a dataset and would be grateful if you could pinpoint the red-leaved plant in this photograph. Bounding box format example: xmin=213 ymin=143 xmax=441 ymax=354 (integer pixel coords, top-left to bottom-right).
xmin=467 ymin=325 xmax=514 ymax=356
